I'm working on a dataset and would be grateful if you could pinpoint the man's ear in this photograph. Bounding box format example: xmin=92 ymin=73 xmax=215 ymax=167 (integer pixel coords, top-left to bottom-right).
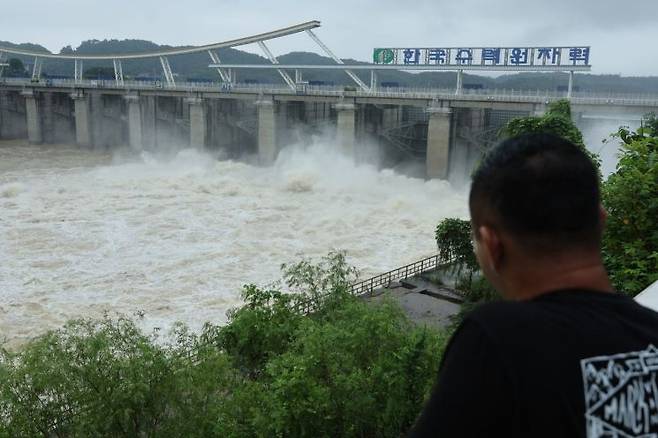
xmin=478 ymin=225 xmax=504 ymax=273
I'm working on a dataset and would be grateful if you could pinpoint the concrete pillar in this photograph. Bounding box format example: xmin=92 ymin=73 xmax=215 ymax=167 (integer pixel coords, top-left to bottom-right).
xmin=468 ymin=107 xmax=486 ymax=166
xmin=276 ymin=100 xmax=290 ymax=147
xmin=141 ymin=96 xmax=156 ymax=149
xmin=334 ymin=102 xmax=356 ymax=157
xmin=187 ymin=97 xmax=207 ymax=148
xmin=426 ymin=106 xmax=452 ymax=180
xmin=21 ymin=90 xmax=42 ymax=144
xmin=41 ymin=92 xmax=54 ymax=144
xmin=256 ymin=97 xmax=277 ymax=165
xmin=71 ymin=91 xmax=92 ymax=147
xmin=124 ymin=93 xmax=142 ymax=149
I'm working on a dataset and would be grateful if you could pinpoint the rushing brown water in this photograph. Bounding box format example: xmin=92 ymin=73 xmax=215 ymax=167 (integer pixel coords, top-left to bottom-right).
xmin=0 ymin=139 xmax=468 ymax=348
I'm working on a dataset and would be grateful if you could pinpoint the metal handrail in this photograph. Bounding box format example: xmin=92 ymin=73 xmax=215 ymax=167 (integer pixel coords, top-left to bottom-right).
xmin=293 ymin=254 xmax=454 ymax=315
xmin=350 ymin=254 xmax=451 ymax=296
xmin=2 ymin=77 xmax=658 ymax=107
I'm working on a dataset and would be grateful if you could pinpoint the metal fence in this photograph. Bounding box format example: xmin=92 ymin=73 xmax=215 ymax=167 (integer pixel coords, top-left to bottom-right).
xmin=3 ymin=77 xmax=658 ymax=107
xmin=292 ymin=253 xmax=453 ymax=315
xmin=350 ymin=254 xmax=447 ymax=296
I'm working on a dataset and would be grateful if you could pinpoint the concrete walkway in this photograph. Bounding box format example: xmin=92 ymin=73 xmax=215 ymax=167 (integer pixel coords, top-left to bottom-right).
xmin=364 ymin=279 xmax=462 ymax=329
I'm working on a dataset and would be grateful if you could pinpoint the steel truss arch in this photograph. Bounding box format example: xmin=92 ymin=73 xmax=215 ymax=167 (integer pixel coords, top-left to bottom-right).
xmin=0 ymin=20 xmax=384 ymax=90
xmin=0 ymin=21 xmax=321 ymax=60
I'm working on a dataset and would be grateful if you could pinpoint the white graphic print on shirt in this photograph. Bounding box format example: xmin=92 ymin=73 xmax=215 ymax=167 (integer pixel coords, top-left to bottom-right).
xmin=581 ymin=345 xmax=658 ymax=437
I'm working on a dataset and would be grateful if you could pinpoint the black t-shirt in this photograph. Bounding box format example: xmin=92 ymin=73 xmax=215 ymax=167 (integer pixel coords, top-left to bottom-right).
xmin=409 ymin=289 xmax=658 ymax=437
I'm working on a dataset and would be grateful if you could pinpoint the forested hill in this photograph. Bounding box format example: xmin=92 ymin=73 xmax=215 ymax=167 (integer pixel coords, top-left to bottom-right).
xmin=2 ymin=38 xmax=658 ymax=94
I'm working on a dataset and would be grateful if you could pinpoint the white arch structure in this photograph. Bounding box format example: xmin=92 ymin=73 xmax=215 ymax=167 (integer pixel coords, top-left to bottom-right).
xmin=0 ymin=20 xmax=369 ymax=90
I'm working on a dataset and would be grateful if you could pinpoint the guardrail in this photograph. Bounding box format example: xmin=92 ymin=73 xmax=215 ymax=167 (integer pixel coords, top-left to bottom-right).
xmin=294 ymin=254 xmax=453 ymax=314
xmin=350 ymin=254 xmax=447 ymax=296
xmin=2 ymin=77 xmax=658 ymax=107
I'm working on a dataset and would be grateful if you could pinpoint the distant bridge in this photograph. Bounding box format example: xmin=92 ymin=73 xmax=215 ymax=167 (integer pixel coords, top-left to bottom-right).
xmin=0 ymin=21 xmax=655 ymax=180
xmin=2 ymin=77 xmax=656 ymax=110
xmin=0 ymin=20 xmax=592 ymax=94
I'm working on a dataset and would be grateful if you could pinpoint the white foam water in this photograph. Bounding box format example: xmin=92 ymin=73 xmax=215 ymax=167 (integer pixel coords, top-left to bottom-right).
xmin=0 ymin=140 xmax=468 ymax=348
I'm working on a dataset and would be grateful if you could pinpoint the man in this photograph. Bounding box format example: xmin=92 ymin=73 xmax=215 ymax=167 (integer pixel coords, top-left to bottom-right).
xmin=410 ymin=133 xmax=658 ymax=437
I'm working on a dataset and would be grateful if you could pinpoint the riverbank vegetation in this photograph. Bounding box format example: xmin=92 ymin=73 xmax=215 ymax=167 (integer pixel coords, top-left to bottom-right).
xmin=0 ymin=252 xmax=449 ymax=437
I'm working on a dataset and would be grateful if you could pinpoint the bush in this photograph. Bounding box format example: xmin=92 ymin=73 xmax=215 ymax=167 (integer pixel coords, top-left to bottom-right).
xmin=222 ymin=300 xmax=447 ymax=437
xmin=217 ymin=285 xmax=305 ymax=378
xmin=0 ymin=316 xmax=176 ymax=436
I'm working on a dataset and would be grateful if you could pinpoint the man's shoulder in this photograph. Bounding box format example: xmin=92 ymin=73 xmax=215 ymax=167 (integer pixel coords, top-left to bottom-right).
xmin=464 ymin=290 xmax=658 ymax=339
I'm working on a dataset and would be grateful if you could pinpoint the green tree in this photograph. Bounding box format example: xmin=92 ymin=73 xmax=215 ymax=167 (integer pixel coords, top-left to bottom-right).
xmin=434 ymin=218 xmax=498 ymax=319
xmin=435 ymin=218 xmax=478 ymax=273
xmin=602 ymin=113 xmax=658 ymax=295
xmin=500 ymin=99 xmax=600 ymax=170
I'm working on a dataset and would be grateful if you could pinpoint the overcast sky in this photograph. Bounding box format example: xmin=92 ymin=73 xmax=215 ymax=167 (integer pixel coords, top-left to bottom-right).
xmin=2 ymin=0 xmax=656 ymax=76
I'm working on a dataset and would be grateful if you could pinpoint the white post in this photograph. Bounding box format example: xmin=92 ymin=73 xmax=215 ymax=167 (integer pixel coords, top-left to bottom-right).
xmin=455 ymin=70 xmax=463 ymax=96
xmin=31 ymin=57 xmax=42 ymax=81
xmin=159 ymin=56 xmax=175 ymax=86
xmin=207 ymin=50 xmax=228 ymax=83
xmin=113 ymin=59 xmax=124 ymax=87
xmin=74 ymin=59 xmax=83 ymax=84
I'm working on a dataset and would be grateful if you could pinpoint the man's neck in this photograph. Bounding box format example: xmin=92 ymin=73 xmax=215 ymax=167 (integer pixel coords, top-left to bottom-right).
xmin=504 ymin=253 xmax=614 ymax=301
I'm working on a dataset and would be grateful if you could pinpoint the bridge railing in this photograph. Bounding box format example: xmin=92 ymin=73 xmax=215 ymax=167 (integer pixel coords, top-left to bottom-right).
xmin=3 ymin=77 xmax=658 ymax=106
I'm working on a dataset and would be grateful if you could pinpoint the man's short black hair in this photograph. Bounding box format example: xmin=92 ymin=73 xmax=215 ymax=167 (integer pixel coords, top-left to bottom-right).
xmin=469 ymin=133 xmax=601 ymax=253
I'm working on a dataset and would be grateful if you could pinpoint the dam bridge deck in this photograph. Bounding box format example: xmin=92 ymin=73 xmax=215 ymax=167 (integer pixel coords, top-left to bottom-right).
xmin=2 ymin=78 xmax=658 ymax=112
